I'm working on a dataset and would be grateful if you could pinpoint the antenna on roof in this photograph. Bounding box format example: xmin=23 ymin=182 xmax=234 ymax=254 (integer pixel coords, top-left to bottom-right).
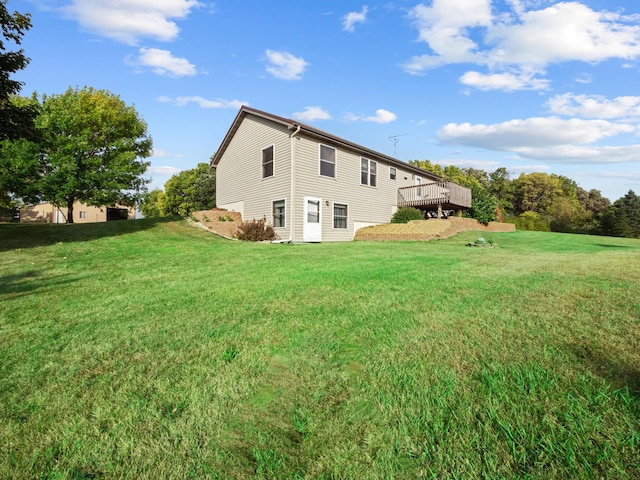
xmin=388 ymin=133 xmax=409 ymax=158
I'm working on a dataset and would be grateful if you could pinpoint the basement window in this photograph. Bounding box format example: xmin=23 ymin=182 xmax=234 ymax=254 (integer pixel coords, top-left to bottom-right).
xmin=333 ymin=203 xmax=348 ymax=229
xmin=273 ymin=199 xmax=285 ymax=228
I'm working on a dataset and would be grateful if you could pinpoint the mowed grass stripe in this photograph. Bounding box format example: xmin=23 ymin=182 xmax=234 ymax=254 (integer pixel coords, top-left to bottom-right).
xmin=1 ymin=219 xmax=639 ymax=478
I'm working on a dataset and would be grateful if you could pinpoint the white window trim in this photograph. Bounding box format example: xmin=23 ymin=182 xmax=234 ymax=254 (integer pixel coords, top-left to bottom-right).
xmin=262 ymin=144 xmax=275 ymax=179
xmin=360 ymin=157 xmax=377 ymax=187
xmin=272 ymin=198 xmax=286 ymax=228
xmin=390 ymin=166 xmax=397 ymax=180
xmin=319 ymin=143 xmax=337 ymax=179
xmin=332 ymin=202 xmax=349 ymax=229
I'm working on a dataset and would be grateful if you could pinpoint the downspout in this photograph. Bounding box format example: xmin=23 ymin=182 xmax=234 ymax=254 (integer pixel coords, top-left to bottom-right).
xmin=289 ymin=124 xmax=301 ymax=242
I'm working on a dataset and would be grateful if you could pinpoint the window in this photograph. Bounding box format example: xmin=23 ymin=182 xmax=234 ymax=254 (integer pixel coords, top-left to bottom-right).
xmin=307 ymin=199 xmax=320 ymax=223
xmin=390 ymin=167 xmax=396 ymax=180
xmin=319 ymin=145 xmax=336 ymax=178
xmin=361 ymin=158 xmax=377 ymax=187
xmin=273 ymin=200 xmax=285 ymax=227
xmin=79 ymin=211 xmax=87 ymax=219
xmin=262 ymin=145 xmax=274 ymax=178
xmin=333 ymin=203 xmax=347 ymax=229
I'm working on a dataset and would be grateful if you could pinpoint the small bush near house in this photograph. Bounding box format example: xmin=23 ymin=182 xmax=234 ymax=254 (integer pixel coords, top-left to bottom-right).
xmin=236 ymin=217 xmax=276 ymax=241
xmin=391 ymin=207 xmax=424 ymax=224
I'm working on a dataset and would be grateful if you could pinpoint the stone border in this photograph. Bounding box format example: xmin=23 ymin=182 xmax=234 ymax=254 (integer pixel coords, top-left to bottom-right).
xmin=355 ymin=217 xmax=515 ymax=241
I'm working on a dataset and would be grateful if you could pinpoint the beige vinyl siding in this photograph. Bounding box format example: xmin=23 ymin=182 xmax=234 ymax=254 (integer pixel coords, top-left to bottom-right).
xmin=216 ymin=114 xmax=292 ymax=239
xmin=293 ymin=134 xmax=430 ymax=241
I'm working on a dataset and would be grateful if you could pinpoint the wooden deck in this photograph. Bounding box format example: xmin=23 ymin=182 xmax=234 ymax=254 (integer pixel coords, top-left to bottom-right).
xmin=397 ymin=182 xmax=472 ymax=210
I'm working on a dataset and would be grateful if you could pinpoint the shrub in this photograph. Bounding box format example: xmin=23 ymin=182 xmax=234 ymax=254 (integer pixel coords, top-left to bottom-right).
xmin=515 ymin=211 xmax=551 ymax=231
xmin=236 ymin=217 xmax=276 ymax=241
xmin=391 ymin=207 xmax=424 ymax=224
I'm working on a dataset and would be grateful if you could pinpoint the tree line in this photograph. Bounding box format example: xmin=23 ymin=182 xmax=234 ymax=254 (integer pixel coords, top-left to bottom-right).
xmin=410 ymin=160 xmax=640 ymax=238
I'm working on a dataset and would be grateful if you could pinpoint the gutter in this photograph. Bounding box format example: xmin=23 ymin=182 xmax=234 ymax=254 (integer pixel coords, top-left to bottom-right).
xmin=288 ymin=123 xmax=301 ymax=243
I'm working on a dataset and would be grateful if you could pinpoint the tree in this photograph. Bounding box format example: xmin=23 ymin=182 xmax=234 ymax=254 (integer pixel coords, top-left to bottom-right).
xmin=409 ymin=159 xmax=444 ymax=177
xmin=139 ymin=189 xmax=165 ymax=217
xmin=465 ymin=184 xmax=498 ymax=224
xmin=0 ymin=1 xmax=35 ymax=141
xmin=512 ymin=173 xmax=564 ymax=215
xmin=601 ymin=190 xmax=640 ymax=238
xmin=487 ymin=167 xmax=514 ymax=217
xmin=1 ymin=87 xmax=152 ymax=222
xmin=155 ymin=163 xmax=216 ymax=217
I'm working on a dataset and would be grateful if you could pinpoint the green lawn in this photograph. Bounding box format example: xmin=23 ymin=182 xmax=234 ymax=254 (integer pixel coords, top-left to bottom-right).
xmin=1 ymin=219 xmax=639 ymax=479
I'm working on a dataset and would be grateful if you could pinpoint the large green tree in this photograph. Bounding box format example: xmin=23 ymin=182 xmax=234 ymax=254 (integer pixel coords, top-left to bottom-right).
xmin=1 ymin=87 xmax=152 ymax=222
xmin=0 ymin=1 xmax=35 ymax=141
xmin=141 ymin=163 xmax=216 ymax=217
xmin=600 ymin=190 xmax=640 ymax=238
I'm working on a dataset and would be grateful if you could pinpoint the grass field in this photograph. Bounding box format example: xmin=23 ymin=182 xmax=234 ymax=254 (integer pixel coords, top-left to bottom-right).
xmin=1 ymin=218 xmax=639 ymax=479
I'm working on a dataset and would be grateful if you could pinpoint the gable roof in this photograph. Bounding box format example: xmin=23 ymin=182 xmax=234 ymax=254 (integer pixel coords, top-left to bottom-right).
xmin=210 ymin=106 xmax=443 ymax=182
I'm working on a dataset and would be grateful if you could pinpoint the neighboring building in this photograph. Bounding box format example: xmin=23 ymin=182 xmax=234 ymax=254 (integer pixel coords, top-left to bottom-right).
xmin=211 ymin=106 xmax=471 ymax=242
xmin=20 ymin=202 xmax=135 ymax=223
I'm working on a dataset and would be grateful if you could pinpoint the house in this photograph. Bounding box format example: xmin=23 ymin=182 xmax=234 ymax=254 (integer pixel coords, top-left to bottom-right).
xmin=210 ymin=106 xmax=471 ymax=242
xmin=20 ymin=202 xmax=135 ymax=223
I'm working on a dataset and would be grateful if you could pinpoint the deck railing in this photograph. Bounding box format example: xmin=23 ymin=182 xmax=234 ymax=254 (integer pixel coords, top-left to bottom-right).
xmin=397 ymin=182 xmax=472 ymax=209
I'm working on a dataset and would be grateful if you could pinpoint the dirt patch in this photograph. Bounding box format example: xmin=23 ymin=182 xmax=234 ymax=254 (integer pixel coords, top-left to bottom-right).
xmin=354 ymin=217 xmax=515 ymax=241
xmin=192 ymin=209 xmax=242 ymax=239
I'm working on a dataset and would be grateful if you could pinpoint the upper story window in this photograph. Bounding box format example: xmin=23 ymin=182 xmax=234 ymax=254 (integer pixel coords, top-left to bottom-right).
xmin=361 ymin=158 xmax=377 ymax=187
xmin=319 ymin=145 xmax=336 ymax=178
xmin=262 ymin=145 xmax=274 ymax=178
xmin=390 ymin=167 xmax=396 ymax=180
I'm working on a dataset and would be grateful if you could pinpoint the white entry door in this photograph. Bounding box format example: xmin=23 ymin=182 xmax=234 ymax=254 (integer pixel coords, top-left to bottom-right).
xmin=303 ymin=197 xmax=322 ymax=242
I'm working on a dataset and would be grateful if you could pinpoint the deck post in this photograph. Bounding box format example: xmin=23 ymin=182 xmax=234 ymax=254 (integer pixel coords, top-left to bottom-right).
xmin=437 ymin=204 xmax=443 ymax=218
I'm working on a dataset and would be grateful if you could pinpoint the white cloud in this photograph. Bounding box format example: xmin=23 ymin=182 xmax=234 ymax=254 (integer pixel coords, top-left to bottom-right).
xmin=487 ymin=3 xmax=640 ymax=66
xmin=265 ymin=50 xmax=309 ymax=80
xmin=460 ymin=70 xmax=549 ymax=91
xmin=509 ymin=164 xmax=551 ymax=173
xmin=346 ymin=109 xmax=398 ymax=124
xmin=402 ymin=1 xmax=640 ymax=91
xmin=438 ymin=116 xmax=640 ymax=164
xmin=365 ymin=109 xmax=398 ymax=124
xmin=437 ymin=158 xmax=501 ymax=169
xmin=292 ymin=106 xmax=331 ymax=122
xmin=60 ymin=0 xmax=203 ymax=44
xmin=343 ymin=6 xmax=368 ymax=32
xmin=513 ymin=144 xmax=640 ymax=164
xmin=547 ymin=93 xmax=640 ymax=119
xmin=151 ymin=149 xmax=184 ymax=159
xmin=148 ymin=165 xmax=182 ymax=175
xmin=131 ymin=48 xmax=196 ymax=77
xmin=158 ymin=96 xmax=247 ymax=109
xmin=574 ymin=73 xmax=592 ymax=84
xmin=403 ymin=0 xmax=493 ymax=72
xmin=438 ymin=117 xmax=635 ymax=150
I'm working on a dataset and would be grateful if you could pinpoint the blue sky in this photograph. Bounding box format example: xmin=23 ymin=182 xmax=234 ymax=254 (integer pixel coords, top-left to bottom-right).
xmin=12 ymin=0 xmax=640 ymax=201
